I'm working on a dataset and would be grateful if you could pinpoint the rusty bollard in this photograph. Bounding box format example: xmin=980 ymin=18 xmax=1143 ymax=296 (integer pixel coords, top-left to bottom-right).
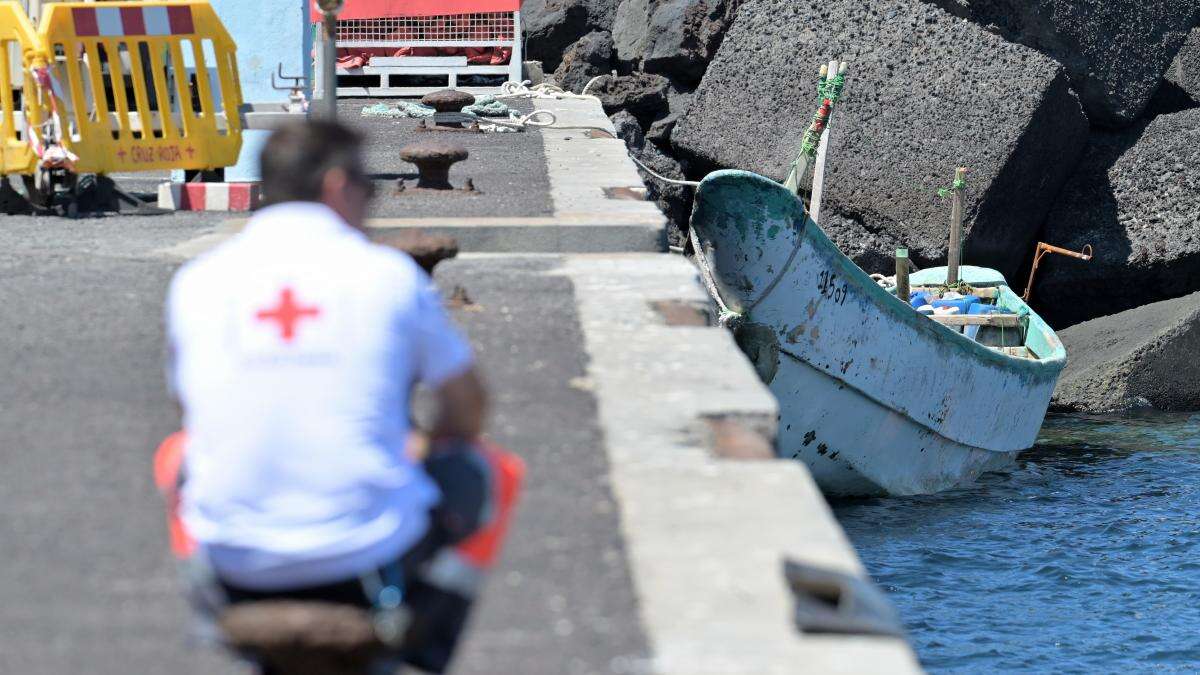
xmin=399 ymin=141 xmax=469 ymax=190
xmin=420 ymin=89 xmax=476 ymax=130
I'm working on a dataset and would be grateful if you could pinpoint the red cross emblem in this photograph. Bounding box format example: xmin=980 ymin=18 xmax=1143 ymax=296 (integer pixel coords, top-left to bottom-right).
xmin=255 ymin=287 xmax=321 ymax=343
xmin=184 ymin=146 xmax=195 ymax=159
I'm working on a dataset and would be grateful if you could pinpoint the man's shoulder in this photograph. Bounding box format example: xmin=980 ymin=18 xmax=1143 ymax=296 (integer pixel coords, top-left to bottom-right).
xmin=168 ymin=229 xmax=258 ymax=301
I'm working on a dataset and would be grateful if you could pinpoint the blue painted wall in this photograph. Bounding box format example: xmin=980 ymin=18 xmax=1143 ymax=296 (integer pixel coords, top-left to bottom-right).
xmin=195 ymin=0 xmax=312 ymax=181
xmin=211 ymin=0 xmax=312 ymax=103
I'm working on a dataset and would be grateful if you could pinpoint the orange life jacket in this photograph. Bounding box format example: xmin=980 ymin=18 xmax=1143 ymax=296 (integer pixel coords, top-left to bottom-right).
xmin=152 ymin=433 xmax=525 ymax=570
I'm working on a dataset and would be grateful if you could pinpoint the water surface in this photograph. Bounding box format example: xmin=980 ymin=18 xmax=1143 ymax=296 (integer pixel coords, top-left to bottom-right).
xmin=834 ymin=413 xmax=1200 ymax=673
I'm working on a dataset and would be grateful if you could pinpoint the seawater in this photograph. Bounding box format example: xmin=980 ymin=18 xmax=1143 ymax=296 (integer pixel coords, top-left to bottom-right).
xmin=834 ymin=413 xmax=1200 ymax=674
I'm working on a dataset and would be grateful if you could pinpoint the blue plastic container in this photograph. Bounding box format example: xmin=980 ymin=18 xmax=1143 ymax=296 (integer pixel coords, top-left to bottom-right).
xmin=909 ymin=291 xmax=933 ymax=309
xmin=965 ymin=304 xmax=1013 ymax=341
xmin=931 ymin=295 xmax=982 ymax=314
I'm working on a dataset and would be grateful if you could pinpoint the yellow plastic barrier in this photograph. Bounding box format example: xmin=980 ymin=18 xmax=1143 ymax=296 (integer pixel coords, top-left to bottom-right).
xmin=35 ymin=0 xmax=244 ymax=174
xmin=0 ymin=1 xmax=43 ymax=175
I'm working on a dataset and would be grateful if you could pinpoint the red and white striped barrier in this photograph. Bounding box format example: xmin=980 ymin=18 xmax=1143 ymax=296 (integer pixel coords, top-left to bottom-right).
xmin=71 ymin=6 xmax=195 ymax=37
xmin=158 ymin=182 xmax=262 ymax=212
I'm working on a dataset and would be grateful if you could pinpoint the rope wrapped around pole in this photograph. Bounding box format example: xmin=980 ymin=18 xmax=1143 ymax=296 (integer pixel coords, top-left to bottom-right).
xmin=783 ymin=61 xmax=849 ymax=196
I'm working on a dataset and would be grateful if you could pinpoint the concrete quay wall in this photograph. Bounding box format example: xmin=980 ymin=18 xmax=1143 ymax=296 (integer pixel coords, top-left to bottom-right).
xmin=419 ymin=97 xmax=922 ymax=673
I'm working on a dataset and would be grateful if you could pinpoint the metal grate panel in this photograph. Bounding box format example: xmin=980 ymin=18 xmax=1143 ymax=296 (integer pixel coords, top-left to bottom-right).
xmin=336 ymin=13 xmax=516 ymax=45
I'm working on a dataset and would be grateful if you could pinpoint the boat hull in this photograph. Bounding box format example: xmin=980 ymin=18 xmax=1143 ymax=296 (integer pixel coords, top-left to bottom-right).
xmin=778 ymin=352 xmax=1016 ymax=496
xmin=690 ymin=170 xmax=1066 ymax=496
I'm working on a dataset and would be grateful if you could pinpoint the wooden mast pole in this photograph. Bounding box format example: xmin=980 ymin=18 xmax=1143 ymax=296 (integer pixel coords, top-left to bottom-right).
xmin=946 ymin=167 xmax=966 ymax=285
xmin=809 ymin=60 xmax=845 ymax=224
xmin=896 ymin=248 xmax=910 ymax=302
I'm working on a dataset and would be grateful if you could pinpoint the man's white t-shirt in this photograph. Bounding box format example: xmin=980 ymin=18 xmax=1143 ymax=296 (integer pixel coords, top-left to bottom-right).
xmin=167 ymin=202 xmax=473 ymax=591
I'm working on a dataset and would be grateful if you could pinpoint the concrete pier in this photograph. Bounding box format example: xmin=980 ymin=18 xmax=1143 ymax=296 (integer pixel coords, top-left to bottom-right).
xmin=356 ymin=97 xmax=667 ymax=252
xmin=0 ymin=96 xmax=920 ymax=673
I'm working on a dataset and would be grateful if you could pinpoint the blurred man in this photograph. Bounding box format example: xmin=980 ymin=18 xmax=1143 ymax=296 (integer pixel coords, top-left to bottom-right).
xmin=166 ymin=121 xmax=489 ymax=672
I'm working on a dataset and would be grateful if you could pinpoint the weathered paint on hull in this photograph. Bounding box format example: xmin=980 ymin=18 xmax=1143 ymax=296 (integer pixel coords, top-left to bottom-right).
xmin=780 ymin=353 xmax=1017 ymax=496
xmin=690 ymin=170 xmax=1066 ymax=496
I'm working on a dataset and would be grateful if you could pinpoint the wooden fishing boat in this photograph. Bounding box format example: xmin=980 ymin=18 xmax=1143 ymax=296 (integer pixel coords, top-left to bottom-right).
xmin=689 ymin=170 xmax=1067 ymax=496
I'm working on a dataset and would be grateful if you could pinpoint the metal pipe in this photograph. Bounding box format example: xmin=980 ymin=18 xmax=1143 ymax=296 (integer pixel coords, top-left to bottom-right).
xmin=321 ymin=12 xmax=337 ymax=120
xmin=1022 ymin=242 xmax=1094 ymax=302
xmin=1036 ymin=242 xmax=1093 ymax=261
xmin=946 ymin=167 xmax=966 ymax=286
xmin=315 ymin=0 xmax=344 ymax=120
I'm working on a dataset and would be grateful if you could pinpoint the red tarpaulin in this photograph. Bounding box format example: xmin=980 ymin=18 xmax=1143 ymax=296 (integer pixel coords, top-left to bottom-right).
xmin=336 ymin=46 xmax=511 ymax=68
xmin=313 ymin=0 xmax=521 ymax=21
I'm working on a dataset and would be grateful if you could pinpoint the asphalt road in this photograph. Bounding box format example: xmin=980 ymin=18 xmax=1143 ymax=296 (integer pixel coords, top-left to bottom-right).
xmin=0 ymin=211 xmax=245 ymax=674
xmin=0 ymin=204 xmax=648 ymax=672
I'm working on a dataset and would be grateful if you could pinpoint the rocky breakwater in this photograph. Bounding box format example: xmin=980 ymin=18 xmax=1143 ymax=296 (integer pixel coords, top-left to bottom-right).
xmin=525 ymin=0 xmax=1200 ymax=413
xmin=672 ymin=0 xmax=1089 ymax=280
xmin=1030 ymin=107 xmax=1200 ymax=328
xmin=524 ymin=0 xmax=740 ymax=244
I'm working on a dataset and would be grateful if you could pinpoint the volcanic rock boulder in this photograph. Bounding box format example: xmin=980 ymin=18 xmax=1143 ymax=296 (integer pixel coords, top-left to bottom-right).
xmin=610 ymin=110 xmax=692 ymax=246
xmin=590 ymin=72 xmax=670 ymax=126
xmin=553 ymin=30 xmax=615 ymax=93
xmin=522 ymin=0 xmax=620 ymax=72
xmin=646 ymin=87 xmax=691 ymax=145
xmin=612 ymin=0 xmax=741 ymax=85
xmin=1031 ymin=108 xmax=1200 ymax=329
xmin=610 ymin=108 xmax=644 ymax=142
xmin=1051 ymin=291 xmax=1200 ymax=413
xmin=818 ymin=213 xmax=915 ymax=276
xmin=925 ymin=0 xmax=1197 ymax=127
xmin=673 ymin=0 xmax=1088 ymax=279
xmin=1166 ymin=28 xmax=1200 ymax=101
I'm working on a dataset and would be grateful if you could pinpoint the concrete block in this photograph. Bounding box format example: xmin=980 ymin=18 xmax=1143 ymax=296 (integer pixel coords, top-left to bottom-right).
xmin=673 ymin=0 xmax=1088 ymax=280
xmin=1033 ymin=108 xmax=1200 ymax=328
xmin=926 ymin=0 xmax=1197 ymax=127
xmin=1053 ymin=291 xmax=1200 ymax=413
xmin=1167 ymin=27 xmax=1200 ymax=101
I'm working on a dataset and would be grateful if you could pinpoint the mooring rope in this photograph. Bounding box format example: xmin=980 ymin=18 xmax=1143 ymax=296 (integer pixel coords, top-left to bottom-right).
xmin=634 ymin=142 xmax=808 ymax=327
xmin=432 ymin=109 xmax=558 ymax=131
xmin=362 ymin=79 xmax=616 ymax=133
xmin=580 ymin=75 xmax=606 ymax=97
xmin=621 ymin=155 xmax=739 ymax=325
xmin=687 ymin=225 xmax=743 ymax=329
xmin=496 ymin=80 xmax=601 ymax=102
xmin=626 ymin=153 xmax=701 ymax=187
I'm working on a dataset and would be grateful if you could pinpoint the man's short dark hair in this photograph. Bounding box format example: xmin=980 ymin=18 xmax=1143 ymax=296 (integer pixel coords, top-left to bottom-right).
xmin=259 ymin=120 xmax=364 ymax=206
